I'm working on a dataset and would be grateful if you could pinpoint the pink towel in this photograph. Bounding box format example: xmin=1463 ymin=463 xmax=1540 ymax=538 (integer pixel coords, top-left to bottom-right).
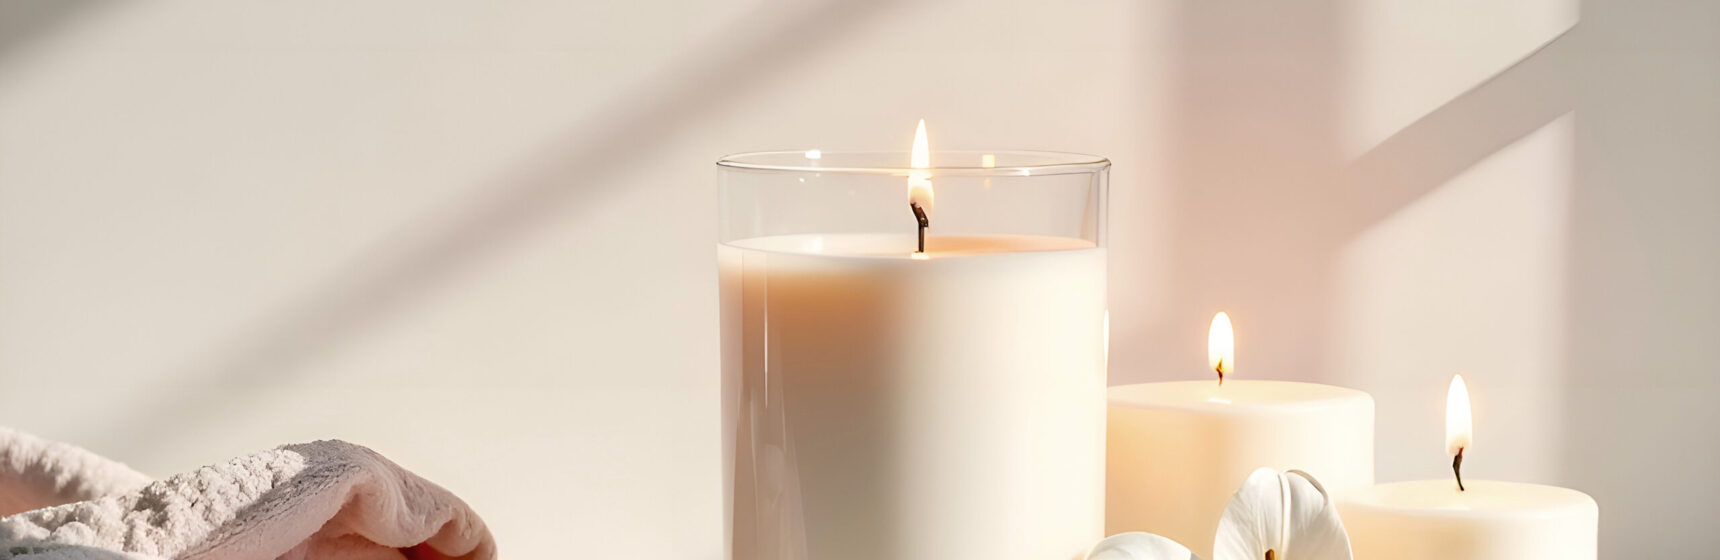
xmin=0 ymin=428 xmax=496 ymax=560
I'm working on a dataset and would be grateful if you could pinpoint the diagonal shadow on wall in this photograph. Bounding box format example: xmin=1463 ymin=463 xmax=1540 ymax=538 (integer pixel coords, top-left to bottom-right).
xmin=1147 ymin=0 xmax=1581 ymax=382
xmin=0 ymin=0 xmax=116 ymax=66
xmin=1344 ymin=26 xmax=1580 ymax=235
xmin=90 ymin=0 xmax=904 ymax=460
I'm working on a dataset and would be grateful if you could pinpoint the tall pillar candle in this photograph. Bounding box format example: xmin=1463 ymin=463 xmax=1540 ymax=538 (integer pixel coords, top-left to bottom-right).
xmin=718 ymin=141 xmax=1111 ymax=560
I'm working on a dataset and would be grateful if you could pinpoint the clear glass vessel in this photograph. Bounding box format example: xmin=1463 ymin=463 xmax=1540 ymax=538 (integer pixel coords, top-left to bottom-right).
xmin=717 ymin=150 xmax=1109 ymax=560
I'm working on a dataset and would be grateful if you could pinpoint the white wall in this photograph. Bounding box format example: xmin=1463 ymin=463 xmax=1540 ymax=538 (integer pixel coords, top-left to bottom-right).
xmin=0 ymin=0 xmax=1713 ymax=557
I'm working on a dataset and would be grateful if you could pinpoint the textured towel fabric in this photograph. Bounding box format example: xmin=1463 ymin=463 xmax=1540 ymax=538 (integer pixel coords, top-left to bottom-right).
xmin=0 ymin=429 xmax=152 ymax=519
xmin=0 ymin=430 xmax=495 ymax=560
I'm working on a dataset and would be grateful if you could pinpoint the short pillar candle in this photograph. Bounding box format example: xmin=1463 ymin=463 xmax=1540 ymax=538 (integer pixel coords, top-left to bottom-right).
xmin=1105 ymin=314 xmax=1375 ymax=559
xmin=1336 ymin=374 xmax=1598 ymax=560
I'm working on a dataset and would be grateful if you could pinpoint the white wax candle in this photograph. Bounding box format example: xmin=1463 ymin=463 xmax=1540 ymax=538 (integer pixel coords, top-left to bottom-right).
xmin=719 ymin=233 xmax=1106 ymax=560
xmin=1338 ymin=480 xmax=1598 ymax=560
xmin=1106 ymin=380 xmax=1374 ymax=559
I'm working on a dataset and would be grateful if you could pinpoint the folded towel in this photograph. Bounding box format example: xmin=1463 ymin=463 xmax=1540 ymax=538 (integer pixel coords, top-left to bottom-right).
xmin=0 ymin=429 xmax=495 ymax=560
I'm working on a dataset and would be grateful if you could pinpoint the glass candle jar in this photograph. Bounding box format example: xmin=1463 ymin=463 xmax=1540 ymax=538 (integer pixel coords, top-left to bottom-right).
xmin=718 ymin=150 xmax=1109 ymax=560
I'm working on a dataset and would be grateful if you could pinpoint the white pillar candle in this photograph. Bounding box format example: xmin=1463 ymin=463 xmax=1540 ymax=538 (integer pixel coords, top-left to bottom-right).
xmin=720 ymin=233 xmax=1106 ymax=560
xmin=1107 ymin=313 xmax=1373 ymax=559
xmin=1106 ymin=380 xmax=1375 ymax=559
xmin=1337 ymin=480 xmax=1598 ymax=560
xmin=1337 ymin=374 xmax=1598 ymax=559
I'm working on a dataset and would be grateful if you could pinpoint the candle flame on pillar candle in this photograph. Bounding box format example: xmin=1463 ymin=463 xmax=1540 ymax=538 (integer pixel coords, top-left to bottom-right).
xmin=908 ymin=119 xmax=934 ymax=213
xmin=1208 ymin=312 xmax=1235 ymax=384
xmin=1446 ymin=374 xmax=1473 ymax=456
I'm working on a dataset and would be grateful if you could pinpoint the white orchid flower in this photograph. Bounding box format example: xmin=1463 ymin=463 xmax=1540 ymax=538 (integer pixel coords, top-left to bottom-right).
xmin=1087 ymin=468 xmax=1353 ymax=560
xmin=1087 ymin=532 xmax=1201 ymax=560
xmin=1213 ymin=468 xmax=1353 ymax=560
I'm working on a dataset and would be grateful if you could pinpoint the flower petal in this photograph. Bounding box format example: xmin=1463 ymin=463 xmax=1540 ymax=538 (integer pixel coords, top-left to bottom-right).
xmin=1088 ymin=532 xmax=1202 ymax=560
xmin=1214 ymin=469 xmax=1283 ymax=560
xmin=1214 ymin=468 xmax=1353 ymax=560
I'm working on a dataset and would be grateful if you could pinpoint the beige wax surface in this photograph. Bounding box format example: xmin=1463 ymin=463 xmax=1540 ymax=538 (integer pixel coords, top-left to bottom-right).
xmin=720 ymin=233 xmax=1106 ymax=560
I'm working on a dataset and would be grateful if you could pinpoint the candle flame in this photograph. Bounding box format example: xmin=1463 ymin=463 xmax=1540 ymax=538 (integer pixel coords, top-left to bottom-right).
xmin=911 ymin=119 xmax=930 ymax=169
xmin=1208 ymin=312 xmax=1234 ymax=384
xmin=1446 ymin=374 xmax=1473 ymax=456
xmin=908 ymin=119 xmax=933 ymax=212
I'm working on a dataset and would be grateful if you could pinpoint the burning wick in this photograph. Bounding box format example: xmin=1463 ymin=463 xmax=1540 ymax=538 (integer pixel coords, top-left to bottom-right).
xmin=907 ymin=118 xmax=933 ymax=255
xmin=910 ymin=202 xmax=929 ymax=253
xmin=1453 ymin=447 xmax=1466 ymax=492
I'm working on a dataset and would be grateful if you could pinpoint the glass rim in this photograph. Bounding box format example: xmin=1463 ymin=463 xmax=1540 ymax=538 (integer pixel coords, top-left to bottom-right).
xmin=717 ymin=150 xmax=1110 ymax=177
